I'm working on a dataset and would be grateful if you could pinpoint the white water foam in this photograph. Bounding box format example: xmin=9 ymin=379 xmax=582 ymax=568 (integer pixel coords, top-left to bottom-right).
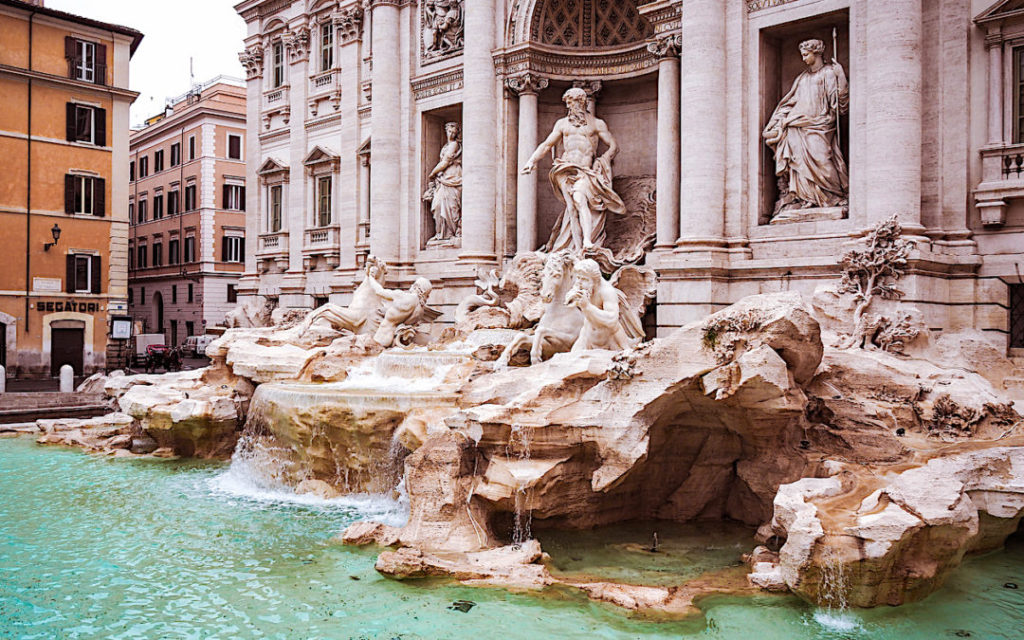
xmin=206 ymin=464 xmax=409 ymax=528
xmin=811 ymin=609 xmax=862 ymax=633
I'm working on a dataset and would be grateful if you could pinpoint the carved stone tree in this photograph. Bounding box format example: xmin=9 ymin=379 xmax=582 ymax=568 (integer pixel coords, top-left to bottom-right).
xmin=837 ymin=216 xmax=915 ymax=349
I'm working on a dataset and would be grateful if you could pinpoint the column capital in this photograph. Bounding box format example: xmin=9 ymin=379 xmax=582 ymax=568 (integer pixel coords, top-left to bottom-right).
xmin=985 ymin=31 xmax=1004 ymax=49
xmin=505 ymin=73 xmax=549 ymax=96
xmin=647 ymin=33 xmax=682 ymax=59
xmin=572 ymin=79 xmax=603 ymax=99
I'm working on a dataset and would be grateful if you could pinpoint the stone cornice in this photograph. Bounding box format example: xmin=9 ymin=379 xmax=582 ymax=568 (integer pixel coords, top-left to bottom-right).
xmin=410 ymin=68 xmax=463 ymax=101
xmin=637 ymin=0 xmax=680 ymax=35
xmin=747 ymin=0 xmax=802 ymax=13
xmin=494 ymin=41 xmax=657 ymax=81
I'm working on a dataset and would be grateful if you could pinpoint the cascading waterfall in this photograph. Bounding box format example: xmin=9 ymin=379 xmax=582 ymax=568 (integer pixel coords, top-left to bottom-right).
xmin=507 ymin=424 xmax=534 ymax=546
xmin=813 ymin=541 xmax=859 ymax=632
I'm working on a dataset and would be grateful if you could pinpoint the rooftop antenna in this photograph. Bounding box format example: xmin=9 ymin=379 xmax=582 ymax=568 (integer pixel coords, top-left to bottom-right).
xmin=187 ymin=57 xmax=202 ymax=105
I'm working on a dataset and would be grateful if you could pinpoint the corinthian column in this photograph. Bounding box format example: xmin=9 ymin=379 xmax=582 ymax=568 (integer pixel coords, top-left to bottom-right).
xmin=865 ymin=0 xmax=923 ymax=230
xmin=460 ymin=0 xmax=498 ymax=261
xmin=648 ymin=34 xmax=681 ymax=249
xmin=677 ymin=0 xmax=727 ymax=249
xmin=369 ymin=0 xmax=400 ymax=263
xmin=506 ymin=73 xmax=549 ymax=253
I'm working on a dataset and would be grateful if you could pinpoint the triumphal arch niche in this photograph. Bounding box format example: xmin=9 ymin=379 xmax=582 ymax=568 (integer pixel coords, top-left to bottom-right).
xmin=498 ymin=0 xmax=665 ymax=264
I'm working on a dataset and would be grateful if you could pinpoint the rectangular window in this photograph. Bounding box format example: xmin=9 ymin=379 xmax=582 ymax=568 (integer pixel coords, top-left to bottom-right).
xmin=140 ymin=286 xmax=145 ymax=304
xmin=185 ymin=184 xmax=197 ymax=211
xmin=153 ymin=194 xmax=164 ymax=219
xmin=128 ymin=202 xmax=134 ymax=224
xmin=227 ymin=284 xmax=238 ymax=303
xmin=171 ymin=285 xmax=178 ymax=304
xmin=273 ymin=42 xmax=284 ymax=88
xmin=128 ymin=287 xmax=134 ymax=305
xmin=65 ymin=174 xmax=105 ymax=216
xmin=223 ymin=236 xmax=244 ymax=263
xmin=189 ymin=135 xmax=196 ymax=160
xmin=321 ymin=22 xmax=334 ymax=71
xmin=317 ymin=176 xmax=332 ymax=227
xmin=154 ymin=150 xmax=164 ymax=173
xmin=170 ymin=320 xmax=178 ymax=347
xmin=128 ymin=244 xmax=135 ymax=270
xmin=137 ymin=245 xmax=147 ymax=268
xmin=168 ymin=189 xmax=180 ymax=215
xmin=228 ymin=134 xmax=242 ymax=160
xmin=270 ymin=185 xmax=282 ymax=232
xmin=139 ymin=156 xmax=148 ymax=178
xmin=1012 ymin=284 xmax=1024 ymax=349
xmin=224 ymin=184 xmax=245 ymax=211
xmin=187 ymin=283 xmax=194 ymax=303
xmin=170 ymin=143 xmax=181 ymax=167
xmin=184 ymin=236 xmax=196 ymax=263
xmin=186 ymin=320 xmax=194 ymax=336
xmin=66 ymin=104 xmax=105 ymax=146
xmin=65 ymin=38 xmax=104 ymax=84
xmin=130 ymin=161 xmax=135 ymax=182
xmin=169 ymin=239 xmax=180 ymax=265
xmin=152 ymin=243 xmax=163 ymax=267
xmin=66 ymin=253 xmax=101 ymax=294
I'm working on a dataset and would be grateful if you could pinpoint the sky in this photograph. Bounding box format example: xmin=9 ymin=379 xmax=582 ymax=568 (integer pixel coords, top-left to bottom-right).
xmin=46 ymin=0 xmax=248 ymax=126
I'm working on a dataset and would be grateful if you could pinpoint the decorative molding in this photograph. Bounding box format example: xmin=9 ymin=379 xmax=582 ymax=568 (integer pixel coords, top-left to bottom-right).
xmin=531 ymin=0 xmax=653 ymax=48
xmin=747 ymin=0 xmax=802 ymax=13
xmin=572 ymin=79 xmax=603 ymax=98
xmin=504 ymin=72 xmax=549 ymax=96
xmin=646 ymin=32 xmax=680 ymax=58
xmin=283 ymin=26 xmax=311 ymax=62
xmin=239 ymin=44 xmax=265 ymax=79
xmin=494 ymin=41 xmax=657 ymax=81
xmin=637 ymin=0 xmax=680 ymax=35
xmin=361 ymin=80 xmax=372 ymax=103
xmin=411 ymin=68 xmax=464 ymax=100
xmin=333 ymin=5 xmax=365 ymax=43
xmin=421 ymin=0 xmax=464 ymax=64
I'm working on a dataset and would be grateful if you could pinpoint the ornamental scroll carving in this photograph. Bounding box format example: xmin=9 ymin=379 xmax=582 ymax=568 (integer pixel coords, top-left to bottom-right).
xmin=422 ymin=0 xmax=464 ymax=62
xmin=646 ymin=33 xmax=680 ymax=58
xmin=505 ymin=73 xmax=549 ymax=96
xmin=283 ymin=26 xmax=311 ymax=62
xmin=333 ymin=5 xmax=364 ymax=43
xmin=239 ymin=44 xmax=265 ymax=79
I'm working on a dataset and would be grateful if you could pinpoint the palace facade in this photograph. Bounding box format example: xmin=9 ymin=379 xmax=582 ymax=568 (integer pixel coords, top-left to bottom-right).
xmin=234 ymin=0 xmax=1024 ymax=351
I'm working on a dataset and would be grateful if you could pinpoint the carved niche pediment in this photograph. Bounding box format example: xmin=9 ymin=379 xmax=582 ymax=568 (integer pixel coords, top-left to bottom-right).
xmin=975 ymin=0 xmax=1024 ymax=24
xmin=258 ymin=157 xmax=290 ymax=183
xmin=303 ymin=146 xmax=341 ymax=174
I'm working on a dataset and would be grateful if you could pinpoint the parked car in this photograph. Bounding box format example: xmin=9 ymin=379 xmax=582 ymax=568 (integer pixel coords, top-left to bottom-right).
xmin=182 ymin=334 xmax=215 ymax=357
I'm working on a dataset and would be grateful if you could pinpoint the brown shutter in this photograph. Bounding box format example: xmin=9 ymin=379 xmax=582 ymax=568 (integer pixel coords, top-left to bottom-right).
xmin=66 ymin=103 xmax=76 ymax=141
xmin=94 ymin=108 xmax=106 ymax=146
xmin=221 ymin=236 xmax=228 ymax=261
xmin=94 ymin=44 xmax=107 ymax=85
xmin=222 ymin=184 xmax=229 ymax=209
xmin=94 ymin=178 xmax=105 ymax=217
xmin=66 ymin=254 xmax=75 ymax=293
xmin=64 ymin=174 xmax=76 ymax=214
xmin=91 ymin=255 xmax=102 ymax=294
xmin=65 ymin=36 xmax=76 ymax=77
xmin=239 ymin=237 xmax=245 ymax=261
xmin=240 ymin=187 xmax=246 ymax=211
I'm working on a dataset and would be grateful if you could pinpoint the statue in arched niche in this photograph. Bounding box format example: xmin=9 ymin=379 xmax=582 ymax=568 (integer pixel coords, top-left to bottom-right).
xmin=423 ymin=121 xmax=462 ymax=244
xmin=763 ymin=38 xmax=849 ymax=222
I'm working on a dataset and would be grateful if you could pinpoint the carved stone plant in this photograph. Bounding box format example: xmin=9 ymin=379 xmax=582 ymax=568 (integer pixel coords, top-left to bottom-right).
xmin=837 ymin=216 xmax=915 ymax=350
xmin=700 ymin=308 xmax=764 ymax=364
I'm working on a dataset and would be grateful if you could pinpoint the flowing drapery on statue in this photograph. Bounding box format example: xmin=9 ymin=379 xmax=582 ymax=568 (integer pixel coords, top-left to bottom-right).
xmin=423 ymin=122 xmax=463 ymax=243
xmin=523 ymin=87 xmax=626 ymax=253
xmin=763 ymin=38 xmax=849 ymax=221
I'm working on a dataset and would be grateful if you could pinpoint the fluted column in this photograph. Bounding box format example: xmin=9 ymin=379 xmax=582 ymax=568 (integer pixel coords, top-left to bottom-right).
xmin=507 ymin=73 xmax=548 ymax=253
xmin=369 ymin=0 xmax=400 ymax=262
xmin=677 ymin=0 xmax=727 ymax=248
xmin=865 ymin=0 xmax=923 ymax=229
xmin=649 ymin=34 xmax=681 ymax=249
xmin=987 ymin=32 xmax=1004 ymax=146
xmin=460 ymin=0 xmax=498 ymax=261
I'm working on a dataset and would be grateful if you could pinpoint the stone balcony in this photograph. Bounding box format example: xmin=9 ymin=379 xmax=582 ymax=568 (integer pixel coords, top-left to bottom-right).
xmin=256 ymin=231 xmax=289 ymax=272
xmin=302 ymin=226 xmax=341 ymax=269
xmin=308 ymin=69 xmax=341 ymax=117
xmin=261 ymin=85 xmax=291 ymax=130
xmin=974 ymin=143 xmax=1024 ymax=226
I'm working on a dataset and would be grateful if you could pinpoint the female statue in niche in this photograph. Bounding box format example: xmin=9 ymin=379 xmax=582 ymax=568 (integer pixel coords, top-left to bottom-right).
xmin=423 ymin=121 xmax=463 ymax=244
xmin=763 ymin=38 xmax=849 ymax=222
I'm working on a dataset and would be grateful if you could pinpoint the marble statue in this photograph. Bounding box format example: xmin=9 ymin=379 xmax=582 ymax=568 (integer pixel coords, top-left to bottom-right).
xmin=423 ymin=122 xmax=463 ymax=244
xmin=566 ymin=259 xmax=645 ymax=352
xmin=288 ymin=256 xmax=387 ymax=337
xmin=523 ymin=87 xmax=626 ymax=253
xmin=368 ymin=276 xmax=441 ymax=348
xmin=763 ymin=38 xmax=849 ymax=222
xmin=496 ymin=250 xmax=583 ymax=366
xmin=422 ymin=0 xmax=464 ymax=59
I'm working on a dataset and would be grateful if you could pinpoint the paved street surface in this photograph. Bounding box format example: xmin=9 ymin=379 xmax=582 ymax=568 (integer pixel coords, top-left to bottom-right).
xmin=5 ymin=356 xmax=211 ymax=393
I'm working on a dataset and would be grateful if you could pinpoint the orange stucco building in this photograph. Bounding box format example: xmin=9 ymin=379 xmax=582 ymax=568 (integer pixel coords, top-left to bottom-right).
xmin=128 ymin=78 xmax=248 ymax=345
xmin=0 ymin=0 xmax=141 ymax=377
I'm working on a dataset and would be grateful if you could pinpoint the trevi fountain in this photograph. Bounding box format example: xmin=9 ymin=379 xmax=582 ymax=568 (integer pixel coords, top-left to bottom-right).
xmin=5 ymin=2 xmax=1024 ymax=636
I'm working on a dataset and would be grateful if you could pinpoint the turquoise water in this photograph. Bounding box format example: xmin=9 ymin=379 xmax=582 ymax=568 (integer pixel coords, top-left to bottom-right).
xmin=1 ymin=436 xmax=1022 ymax=640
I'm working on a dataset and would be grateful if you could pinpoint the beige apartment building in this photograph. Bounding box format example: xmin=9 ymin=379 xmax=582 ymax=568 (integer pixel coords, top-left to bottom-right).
xmin=128 ymin=77 xmax=247 ymax=346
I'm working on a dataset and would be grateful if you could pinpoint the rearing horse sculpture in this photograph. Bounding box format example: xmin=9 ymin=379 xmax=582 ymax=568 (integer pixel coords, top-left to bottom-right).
xmin=496 ymin=250 xmax=582 ymax=366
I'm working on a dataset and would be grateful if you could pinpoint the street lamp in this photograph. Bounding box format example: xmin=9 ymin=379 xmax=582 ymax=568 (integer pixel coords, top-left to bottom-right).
xmin=43 ymin=223 xmax=61 ymax=251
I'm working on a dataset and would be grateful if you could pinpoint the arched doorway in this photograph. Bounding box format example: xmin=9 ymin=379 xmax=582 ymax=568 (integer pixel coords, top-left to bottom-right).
xmin=153 ymin=291 xmax=164 ymax=336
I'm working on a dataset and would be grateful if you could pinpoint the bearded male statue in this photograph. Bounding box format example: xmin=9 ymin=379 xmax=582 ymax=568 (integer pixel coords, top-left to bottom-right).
xmin=523 ymin=87 xmax=626 ymax=253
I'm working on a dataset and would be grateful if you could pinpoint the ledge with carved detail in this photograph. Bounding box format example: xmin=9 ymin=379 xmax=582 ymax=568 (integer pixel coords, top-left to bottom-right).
xmin=302 ymin=225 xmax=341 ymax=269
xmin=308 ymin=69 xmax=342 ymax=117
xmin=493 ymin=41 xmax=658 ymax=82
xmin=262 ymin=85 xmax=291 ymax=130
xmin=974 ymin=143 xmax=1024 ymax=226
xmin=256 ymin=231 xmax=290 ymax=272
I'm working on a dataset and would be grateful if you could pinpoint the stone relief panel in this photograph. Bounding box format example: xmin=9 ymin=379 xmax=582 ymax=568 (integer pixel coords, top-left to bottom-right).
xmin=421 ymin=0 xmax=464 ymax=62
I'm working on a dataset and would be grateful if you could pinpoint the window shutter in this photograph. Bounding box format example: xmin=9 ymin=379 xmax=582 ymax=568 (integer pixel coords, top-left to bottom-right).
xmin=221 ymin=236 xmax=228 ymax=261
xmin=240 ymin=187 xmax=246 ymax=211
xmin=94 ymin=178 xmax=105 ymax=217
xmin=222 ymin=184 xmax=229 ymax=209
xmin=91 ymin=255 xmax=102 ymax=294
xmin=64 ymin=36 xmax=75 ymax=77
xmin=66 ymin=103 xmax=76 ymax=141
xmin=240 ymin=237 xmax=246 ymax=260
xmin=95 ymin=44 xmax=107 ymax=85
xmin=65 ymin=255 xmax=75 ymax=293
xmin=64 ymin=174 xmax=76 ymax=214
xmin=95 ymin=108 xmax=106 ymax=146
